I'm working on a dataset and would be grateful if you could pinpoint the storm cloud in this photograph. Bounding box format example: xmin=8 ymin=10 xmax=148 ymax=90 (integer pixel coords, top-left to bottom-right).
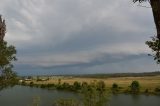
xmin=0 ymin=0 xmax=158 ymax=75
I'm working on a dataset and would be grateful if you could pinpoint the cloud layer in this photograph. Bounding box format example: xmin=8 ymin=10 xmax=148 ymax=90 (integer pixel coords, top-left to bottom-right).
xmin=0 ymin=0 xmax=158 ymax=75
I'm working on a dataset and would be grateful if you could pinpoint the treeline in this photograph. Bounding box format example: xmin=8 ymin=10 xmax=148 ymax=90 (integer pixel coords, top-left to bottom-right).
xmin=20 ymin=80 xmax=160 ymax=95
xmin=74 ymin=71 xmax=160 ymax=78
xmin=20 ymin=71 xmax=160 ymax=79
xmin=21 ymin=80 xmax=105 ymax=93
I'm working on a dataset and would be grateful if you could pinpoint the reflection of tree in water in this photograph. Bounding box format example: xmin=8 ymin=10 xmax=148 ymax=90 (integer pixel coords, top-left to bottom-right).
xmin=32 ymin=96 xmax=40 ymax=106
xmin=131 ymin=94 xmax=141 ymax=106
xmin=131 ymin=94 xmax=140 ymax=101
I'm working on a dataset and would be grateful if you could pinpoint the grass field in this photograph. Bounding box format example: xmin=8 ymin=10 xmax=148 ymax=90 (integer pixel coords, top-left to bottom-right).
xmin=25 ymin=75 xmax=160 ymax=93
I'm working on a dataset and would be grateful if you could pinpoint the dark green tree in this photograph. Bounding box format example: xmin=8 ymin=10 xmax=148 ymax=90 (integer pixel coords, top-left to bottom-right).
xmin=146 ymin=36 xmax=160 ymax=63
xmin=0 ymin=16 xmax=17 ymax=90
xmin=112 ymin=83 xmax=118 ymax=89
xmin=130 ymin=81 xmax=140 ymax=93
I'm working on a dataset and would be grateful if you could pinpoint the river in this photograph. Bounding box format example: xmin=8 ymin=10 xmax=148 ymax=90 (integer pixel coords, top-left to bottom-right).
xmin=0 ymin=85 xmax=160 ymax=106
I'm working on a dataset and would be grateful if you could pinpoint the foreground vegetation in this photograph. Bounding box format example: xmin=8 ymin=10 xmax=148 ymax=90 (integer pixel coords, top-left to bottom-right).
xmin=28 ymin=80 xmax=110 ymax=106
xmin=0 ymin=16 xmax=18 ymax=91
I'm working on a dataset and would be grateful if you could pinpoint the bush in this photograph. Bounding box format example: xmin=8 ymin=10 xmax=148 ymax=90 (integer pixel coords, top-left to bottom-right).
xmin=58 ymin=79 xmax=61 ymax=85
xmin=81 ymin=81 xmax=109 ymax=106
xmin=61 ymin=82 xmax=71 ymax=90
xmin=96 ymin=81 xmax=106 ymax=93
xmin=112 ymin=83 xmax=119 ymax=93
xmin=145 ymin=89 xmax=149 ymax=93
xmin=21 ymin=81 xmax=26 ymax=86
xmin=155 ymin=87 xmax=160 ymax=92
xmin=112 ymin=83 xmax=118 ymax=89
xmin=29 ymin=81 xmax=34 ymax=87
xmin=47 ymin=83 xmax=55 ymax=88
xmin=56 ymin=84 xmax=63 ymax=90
xmin=73 ymin=81 xmax=81 ymax=91
xmin=81 ymin=82 xmax=88 ymax=88
xmin=40 ymin=84 xmax=46 ymax=88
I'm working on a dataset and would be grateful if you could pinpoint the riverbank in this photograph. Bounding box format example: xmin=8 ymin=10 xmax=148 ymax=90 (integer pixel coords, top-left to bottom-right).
xmin=21 ymin=75 xmax=160 ymax=95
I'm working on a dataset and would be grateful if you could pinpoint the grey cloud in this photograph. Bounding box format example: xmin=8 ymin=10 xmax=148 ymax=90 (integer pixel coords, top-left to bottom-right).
xmin=0 ymin=0 xmax=158 ymax=75
xmin=39 ymin=54 xmax=148 ymax=69
xmin=14 ymin=54 xmax=157 ymax=75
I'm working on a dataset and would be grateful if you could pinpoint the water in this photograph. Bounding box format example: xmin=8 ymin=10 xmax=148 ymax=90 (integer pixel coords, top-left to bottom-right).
xmin=0 ymin=85 xmax=160 ymax=106
xmin=0 ymin=86 xmax=79 ymax=106
xmin=109 ymin=94 xmax=160 ymax=106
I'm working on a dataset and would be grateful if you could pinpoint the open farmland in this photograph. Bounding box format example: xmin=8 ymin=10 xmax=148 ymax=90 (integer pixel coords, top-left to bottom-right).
xmin=25 ymin=75 xmax=160 ymax=93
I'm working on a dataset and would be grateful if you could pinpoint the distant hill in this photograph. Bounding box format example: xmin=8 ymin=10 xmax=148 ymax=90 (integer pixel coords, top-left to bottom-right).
xmin=21 ymin=71 xmax=160 ymax=78
xmin=74 ymin=71 xmax=160 ymax=78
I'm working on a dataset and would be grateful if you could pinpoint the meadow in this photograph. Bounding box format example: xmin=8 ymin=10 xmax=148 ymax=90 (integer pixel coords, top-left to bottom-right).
xmin=25 ymin=75 xmax=160 ymax=94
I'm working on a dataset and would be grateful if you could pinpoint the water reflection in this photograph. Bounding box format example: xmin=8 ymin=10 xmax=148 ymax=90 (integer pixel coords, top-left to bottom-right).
xmin=0 ymin=86 xmax=160 ymax=106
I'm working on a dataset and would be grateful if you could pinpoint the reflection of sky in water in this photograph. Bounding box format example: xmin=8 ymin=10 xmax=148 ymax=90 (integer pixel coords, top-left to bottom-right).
xmin=110 ymin=94 xmax=160 ymax=106
xmin=0 ymin=86 xmax=79 ymax=106
xmin=0 ymin=86 xmax=160 ymax=106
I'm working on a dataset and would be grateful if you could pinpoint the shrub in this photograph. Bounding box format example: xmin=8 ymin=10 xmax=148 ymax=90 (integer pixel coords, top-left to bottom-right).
xmin=58 ymin=79 xmax=61 ymax=85
xmin=29 ymin=81 xmax=34 ymax=87
xmin=145 ymin=89 xmax=149 ymax=93
xmin=61 ymin=82 xmax=71 ymax=90
xmin=81 ymin=81 xmax=109 ymax=106
xmin=112 ymin=83 xmax=119 ymax=93
xmin=47 ymin=83 xmax=55 ymax=88
xmin=112 ymin=83 xmax=118 ymax=89
xmin=40 ymin=84 xmax=46 ymax=88
xmin=96 ymin=81 xmax=106 ymax=93
xmin=21 ymin=81 xmax=26 ymax=86
xmin=56 ymin=84 xmax=63 ymax=90
xmin=155 ymin=87 xmax=160 ymax=92
xmin=73 ymin=81 xmax=81 ymax=91
xmin=81 ymin=82 xmax=88 ymax=88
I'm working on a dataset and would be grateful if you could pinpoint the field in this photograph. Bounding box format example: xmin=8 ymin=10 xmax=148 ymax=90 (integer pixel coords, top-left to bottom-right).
xmin=25 ymin=75 xmax=160 ymax=93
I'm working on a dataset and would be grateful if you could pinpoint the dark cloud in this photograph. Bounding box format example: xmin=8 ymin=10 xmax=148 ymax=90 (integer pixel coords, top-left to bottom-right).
xmin=0 ymin=0 xmax=158 ymax=75
xmin=39 ymin=54 xmax=147 ymax=69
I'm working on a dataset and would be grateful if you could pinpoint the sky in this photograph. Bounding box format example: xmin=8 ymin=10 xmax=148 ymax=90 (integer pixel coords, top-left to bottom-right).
xmin=0 ymin=0 xmax=159 ymax=75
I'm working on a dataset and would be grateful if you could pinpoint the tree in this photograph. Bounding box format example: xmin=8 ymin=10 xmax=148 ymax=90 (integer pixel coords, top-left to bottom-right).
xmin=133 ymin=0 xmax=160 ymax=63
xmin=130 ymin=81 xmax=140 ymax=93
xmin=146 ymin=36 xmax=160 ymax=63
xmin=0 ymin=15 xmax=17 ymax=90
xmin=0 ymin=15 xmax=6 ymax=41
xmin=133 ymin=0 xmax=160 ymax=39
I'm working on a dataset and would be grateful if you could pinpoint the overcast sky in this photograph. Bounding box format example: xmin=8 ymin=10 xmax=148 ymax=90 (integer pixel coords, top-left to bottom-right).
xmin=0 ymin=0 xmax=159 ymax=75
